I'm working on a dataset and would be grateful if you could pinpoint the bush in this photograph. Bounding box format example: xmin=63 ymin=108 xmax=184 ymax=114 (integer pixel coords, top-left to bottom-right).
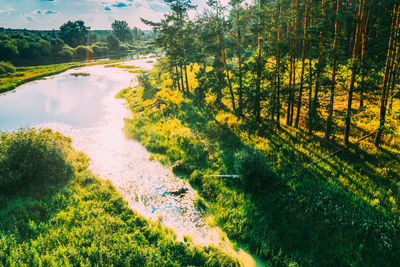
xmin=0 ymin=40 xmax=18 ymax=60
xmin=91 ymin=42 xmax=109 ymax=57
xmin=57 ymin=45 xmax=74 ymax=60
xmin=139 ymin=72 xmax=159 ymax=100
xmin=234 ymin=146 xmax=274 ymax=189
xmin=190 ymin=170 xmax=204 ymax=186
xmin=0 ymin=129 xmax=73 ymax=191
xmin=0 ymin=61 xmax=16 ymax=74
xmin=74 ymin=45 xmax=93 ymax=59
xmin=107 ymin=34 xmax=120 ymax=50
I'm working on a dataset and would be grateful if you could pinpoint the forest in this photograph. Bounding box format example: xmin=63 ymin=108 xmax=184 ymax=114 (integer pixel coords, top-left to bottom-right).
xmin=0 ymin=20 xmax=154 ymax=67
xmin=144 ymin=0 xmax=399 ymax=147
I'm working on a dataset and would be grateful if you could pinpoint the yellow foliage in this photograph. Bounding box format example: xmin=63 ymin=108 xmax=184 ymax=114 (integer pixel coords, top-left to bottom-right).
xmin=156 ymin=87 xmax=185 ymax=107
xmin=215 ymin=111 xmax=241 ymax=128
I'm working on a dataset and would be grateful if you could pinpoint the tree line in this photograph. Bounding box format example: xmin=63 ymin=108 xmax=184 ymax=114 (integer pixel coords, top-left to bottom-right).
xmin=144 ymin=0 xmax=399 ymax=147
xmin=0 ymin=20 xmax=154 ymax=66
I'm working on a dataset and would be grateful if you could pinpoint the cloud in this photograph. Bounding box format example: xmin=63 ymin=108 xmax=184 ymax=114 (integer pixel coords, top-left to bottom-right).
xmin=22 ymin=9 xmax=58 ymax=22
xmin=99 ymin=0 xmax=134 ymax=8
xmin=149 ymin=4 xmax=168 ymax=12
xmin=22 ymin=14 xmax=36 ymax=21
xmin=111 ymin=3 xmax=129 ymax=8
xmin=35 ymin=9 xmax=59 ymax=15
xmin=0 ymin=7 xmax=15 ymax=15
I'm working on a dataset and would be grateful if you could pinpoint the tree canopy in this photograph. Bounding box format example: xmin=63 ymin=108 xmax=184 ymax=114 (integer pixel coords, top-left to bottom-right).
xmin=111 ymin=20 xmax=133 ymax=42
xmin=59 ymin=20 xmax=90 ymax=48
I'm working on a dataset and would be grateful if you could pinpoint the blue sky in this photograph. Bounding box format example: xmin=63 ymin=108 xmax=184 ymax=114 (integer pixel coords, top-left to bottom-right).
xmin=0 ymin=0 xmax=223 ymax=30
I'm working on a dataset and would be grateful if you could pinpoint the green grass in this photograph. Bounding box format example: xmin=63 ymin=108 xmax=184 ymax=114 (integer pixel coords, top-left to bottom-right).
xmin=128 ymin=69 xmax=142 ymax=74
xmin=104 ymin=63 xmax=140 ymax=69
xmin=119 ymin=66 xmax=400 ymax=266
xmin=0 ymin=61 xmax=16 ymax=75
xmin=0 ymin=59 xmax=124 ymax=94
xmin=0 ymin=129 xmax=238 ymax=266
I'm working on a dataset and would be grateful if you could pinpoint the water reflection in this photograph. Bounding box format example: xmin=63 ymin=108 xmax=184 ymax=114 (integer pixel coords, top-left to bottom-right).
xmin=0 ymin=58 xmax=265 ymax=266
xmin=0 ymin=59 xmax=221 ymax=244
xmin=0 ymin=71 xmax=114 ymax=130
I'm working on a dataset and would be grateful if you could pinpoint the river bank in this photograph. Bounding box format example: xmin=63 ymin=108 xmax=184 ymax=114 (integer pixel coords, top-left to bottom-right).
xmin=0 ymin=58 xmax=263 ymax=266
xmin=0 ymin=59 xmax=129 ymax=94
xmin=0 ymin=129 xmax=237 ymax=266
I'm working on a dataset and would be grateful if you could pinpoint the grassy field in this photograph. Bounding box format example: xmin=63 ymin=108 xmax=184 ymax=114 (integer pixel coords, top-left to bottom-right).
xmin=0 ymin=59 xmax=125 ymax=94
xmin=0 ymin=129 xmax=238 ymax=266
xmin=119 ymin=61 xmax=400 ymax=266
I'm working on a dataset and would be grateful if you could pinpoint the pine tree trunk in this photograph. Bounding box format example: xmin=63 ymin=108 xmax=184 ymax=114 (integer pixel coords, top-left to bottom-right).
xmin=175 ymin=65 xmax=181 ymax=92
xmin=294 ymin=0 xmax=310 ymax=128
xmin=388 ymin=68 xmax=397 ymax=114
xmin=291 ymin=0 xmax=298 ymax=126
xmin=344 ymin=0 xmax=365 ymax=145
xmin=325 ymin=0 xmax=342 ymax=139
xmin=310 ymin=0 xmax=326 ymax=134
xmin=287 ymin=50 xmax=294 ymax=125
xmin=254 ymin=0 xmax=262 ymax=122
xmin=238 ymin=29 xmax=243 ymax=117
xmin=290 ymin=56 xmax=296 ymax=125
xmin=276 ymin=56 xmax=281 ymax=127
xmin=184 ymin=64 xmax=190 ymax=93
xmin=223 ymin=49 xmax=236 ymax=112
xmin=359 ymin=22 xmax=367 ymax=108
xmin=287 ymin=0 xmax=297 ymax=126
xmin=180 ymin=65 xmax=185 ymax=92
xmin=276 ymin=5 xmax=282 ymax=127
xmin=308 ymin=44 xmax=313 ymax=132
xmin=375 ymin=4 xmax=400 ymax=146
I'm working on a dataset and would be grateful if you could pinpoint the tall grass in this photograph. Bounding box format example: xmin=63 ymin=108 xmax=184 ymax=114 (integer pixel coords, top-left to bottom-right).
xmin=0 ymin=129 xmax=238 ymax=266
xmin=0 ymin=61 xmax=16 ymax=75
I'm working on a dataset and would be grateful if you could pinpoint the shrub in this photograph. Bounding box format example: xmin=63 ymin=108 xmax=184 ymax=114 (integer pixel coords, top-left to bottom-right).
xmin=0 ymin=61 xmax=16 ymax=74
xmin=91 ymin=42 xmax=109 ymax=57
xmin=74 ymin=45 xmax=93 ymax=59
xmin=139 ymin=72 xmax=159 ymax=100
xmin=234 ymin=146 xmax=274 ymax=189
xmin=57 ymin=45 xmax=74 ymax=60
xmin=0 ymin=129 xmax=73 ymax=192
xmin=0 ymin=40 xmax=18 ymax=60
xmin=107 ymin=34 xmax=120 ymax=50
xmin=190 ymin=170 xmax=203 ymax=186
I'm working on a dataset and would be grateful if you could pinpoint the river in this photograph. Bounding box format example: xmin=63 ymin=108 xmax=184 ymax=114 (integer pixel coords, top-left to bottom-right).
xmin=0 ymin=58 xmax=266 ymax=267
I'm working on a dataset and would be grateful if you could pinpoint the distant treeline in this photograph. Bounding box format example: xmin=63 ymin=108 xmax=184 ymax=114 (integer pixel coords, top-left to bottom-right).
xmin=0 ymin=20 xmax=155 ymax=66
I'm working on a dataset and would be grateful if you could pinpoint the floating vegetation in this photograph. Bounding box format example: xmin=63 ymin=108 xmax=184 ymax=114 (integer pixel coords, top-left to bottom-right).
xmin=104 ymin=63 xmax=140 ymax=70
xmin=128 ymin=69 xmax=142 ymax=74
xmin=70 ymin=72 xmax=90 ymax=77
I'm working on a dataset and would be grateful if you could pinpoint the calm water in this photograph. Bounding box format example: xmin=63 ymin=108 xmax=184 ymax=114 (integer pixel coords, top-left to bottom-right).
xmin=0 ymin=58 xmax=266 ymax=266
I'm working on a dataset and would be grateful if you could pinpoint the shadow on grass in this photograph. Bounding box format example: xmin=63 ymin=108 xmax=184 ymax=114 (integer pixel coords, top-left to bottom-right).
xmin=166 ymin=95 xmax=400 ymax=266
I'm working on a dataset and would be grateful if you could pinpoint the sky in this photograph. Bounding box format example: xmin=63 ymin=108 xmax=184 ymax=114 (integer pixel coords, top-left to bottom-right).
xmin=0 ymin=0 xmax=233 ymax=30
